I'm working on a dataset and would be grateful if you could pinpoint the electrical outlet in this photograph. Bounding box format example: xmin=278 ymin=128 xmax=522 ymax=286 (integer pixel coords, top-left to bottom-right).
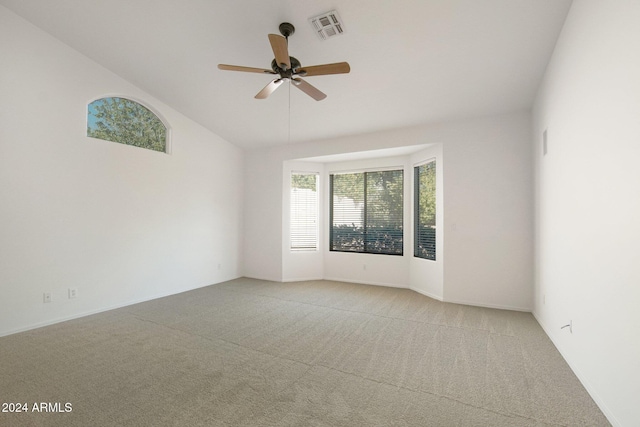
xmin=43 ymin=293 xmax=52 ymax=303
xmin=217 ymin=263 xmax=221 ymax=270
xmin=68 ymin=288 xmax=77 ymax=299
xmin=543 ymin=294 xmax=546 ymax=305
xmin=363 ymin=264 xmax=367 ymax=270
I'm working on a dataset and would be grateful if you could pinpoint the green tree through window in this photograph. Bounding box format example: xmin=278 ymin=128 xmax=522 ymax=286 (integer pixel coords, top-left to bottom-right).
xmin=87 ymin=97 xmax=167 ymax=153
xmin=414 ymin=161 xmax=436 ymax=260
xmin=330 ymin=170 xmax=403 ymax=255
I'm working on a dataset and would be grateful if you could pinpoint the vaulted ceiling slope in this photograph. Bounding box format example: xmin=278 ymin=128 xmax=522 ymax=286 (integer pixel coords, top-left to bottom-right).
xmin=0 ymin=0 xmax=572 ymax=149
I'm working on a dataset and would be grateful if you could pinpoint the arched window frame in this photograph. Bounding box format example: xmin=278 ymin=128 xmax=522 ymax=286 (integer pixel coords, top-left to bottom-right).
xmin=86 ymin=95 xmax=172 ymax=154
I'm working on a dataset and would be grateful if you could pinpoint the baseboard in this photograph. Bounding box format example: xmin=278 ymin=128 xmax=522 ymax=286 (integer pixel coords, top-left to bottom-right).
xmin=1 ymin=302 xmax=150 ymax=338
xmin=282 ymin=276 xmax=324 ymax=283
xmin=0 ymin=278 xmax=238 ymax=338
xmin=408 ymin=288 xmax=530 ymax=311
xmin=409 ymin=286 xmax=444 ymax=301
xmin=242 ymin=273 xmax=283 ymax=283
xmin=443 ymin=297 xmax=531 ymax=312
xmin=251 ymin=277 xmax=530 ymax=313
xmin=532 ymin=312 xmax=621 ymax=427
xmin=322 ymin=276 xmax=408 ymax=289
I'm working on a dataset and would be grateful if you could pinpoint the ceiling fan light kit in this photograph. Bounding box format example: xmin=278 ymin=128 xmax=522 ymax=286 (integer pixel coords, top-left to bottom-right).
xmin=218 ymin=22 xmax=350 ymax=101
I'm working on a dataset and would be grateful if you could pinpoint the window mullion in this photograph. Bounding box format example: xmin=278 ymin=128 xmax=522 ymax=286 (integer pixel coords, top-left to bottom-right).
xmin=363 ymin=172 xmax=368 ymax=253
xmin=329 ymin=175 xmax=334 ymax=251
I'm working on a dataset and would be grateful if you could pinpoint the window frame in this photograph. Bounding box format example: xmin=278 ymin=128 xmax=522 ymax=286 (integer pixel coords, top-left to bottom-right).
xmin=329 ymin=168 xmax=404 ymax=256
xmin=414 ymin=159 xmax=437 ymax=261
xmin=290 ymin=171 xmax=320 ymax=252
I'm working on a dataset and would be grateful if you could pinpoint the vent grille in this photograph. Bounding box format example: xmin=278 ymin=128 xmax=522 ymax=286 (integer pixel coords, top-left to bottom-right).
xmin=309 ymin=10 xmax=345 ymax=40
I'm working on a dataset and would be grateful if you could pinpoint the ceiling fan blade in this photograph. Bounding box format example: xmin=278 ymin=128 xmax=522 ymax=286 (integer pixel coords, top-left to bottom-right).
xmin=292 ymin=78 xmax=326 ymax=101
xmin=255 ymin=79 xmax=285 ymax=99
xmin=297 ymin=62 xmax=350 ymax=77
xmin=218 ymin=64 xmax=275 ymax=74
xmin=268 ymin=34 xmax=291 ymax=70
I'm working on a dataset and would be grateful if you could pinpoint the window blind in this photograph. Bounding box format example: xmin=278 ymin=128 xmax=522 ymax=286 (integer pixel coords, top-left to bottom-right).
xmin=330 ymin=169 xmax=403 ymax=255
xmin=414 ymin=161 xmax=436 ymax=260
xmin=290 ymin=172 xmax=319 ymax=250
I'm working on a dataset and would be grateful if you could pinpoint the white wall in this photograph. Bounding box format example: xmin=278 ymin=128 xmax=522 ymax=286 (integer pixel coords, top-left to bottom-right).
xmin=0 ymin=7 xmax=243 ymax=336
xmin=442 ymin=113 xmax=533 ymax=311
xmin=244 ymin=148 xmax=284 ymax=282
xmin=532 ymin=1 xmax=640 ymax=425
xmin=244 ymin=112 xmax=532 ymax=311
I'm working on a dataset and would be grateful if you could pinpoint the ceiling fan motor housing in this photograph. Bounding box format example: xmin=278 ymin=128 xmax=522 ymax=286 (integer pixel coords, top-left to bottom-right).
xmin=271 ymin=57 xmax=301 ymax=77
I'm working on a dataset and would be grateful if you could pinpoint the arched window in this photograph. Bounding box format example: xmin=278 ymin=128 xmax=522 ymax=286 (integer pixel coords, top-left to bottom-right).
xmin=87 ymin=97 xmax=168 ymax=153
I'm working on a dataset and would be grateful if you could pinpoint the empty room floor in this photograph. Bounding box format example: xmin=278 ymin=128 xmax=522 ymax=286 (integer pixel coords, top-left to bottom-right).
xmin=0 ymin=278 xmax=609 ymax=426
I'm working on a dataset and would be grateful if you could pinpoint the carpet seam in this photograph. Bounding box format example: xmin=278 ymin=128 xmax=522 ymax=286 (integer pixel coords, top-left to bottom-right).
xmin=313 ymin=362 xmax=564 ymax=427
xmin=129 ymin=311 xmax=565 ymax=427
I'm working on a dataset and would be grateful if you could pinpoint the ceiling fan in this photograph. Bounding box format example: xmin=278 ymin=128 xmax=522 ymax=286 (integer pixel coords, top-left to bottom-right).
xmin=218 ymin=22 xmax=350 ymax=101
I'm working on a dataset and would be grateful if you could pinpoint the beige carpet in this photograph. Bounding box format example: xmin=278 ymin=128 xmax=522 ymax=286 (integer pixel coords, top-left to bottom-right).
xmin=0 ymin=278 xmax=609 ymax=426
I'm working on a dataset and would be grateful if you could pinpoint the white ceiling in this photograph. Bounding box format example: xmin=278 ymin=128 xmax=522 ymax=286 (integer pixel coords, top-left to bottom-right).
xmin=1 ymin=0 xmax=572 ymax=149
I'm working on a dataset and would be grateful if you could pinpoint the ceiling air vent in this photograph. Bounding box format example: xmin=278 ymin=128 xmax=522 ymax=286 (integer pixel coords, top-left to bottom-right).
xmin=309 ymin=10 xmax=345 ymax=40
